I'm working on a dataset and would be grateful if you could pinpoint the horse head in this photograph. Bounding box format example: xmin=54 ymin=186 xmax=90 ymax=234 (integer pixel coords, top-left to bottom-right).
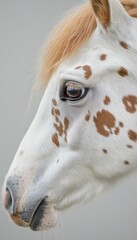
xmin=2 ymin=0 xmax=137 ymax=231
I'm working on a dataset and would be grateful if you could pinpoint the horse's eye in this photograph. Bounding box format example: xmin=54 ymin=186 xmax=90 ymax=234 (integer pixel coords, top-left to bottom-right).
xmin=60 ymin=81 xmax=88 ymax=101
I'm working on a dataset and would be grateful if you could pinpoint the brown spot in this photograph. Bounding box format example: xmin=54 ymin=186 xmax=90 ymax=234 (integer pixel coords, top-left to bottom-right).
xmin=119 ymin=41 xmax=128 ymax=49
xmin=127 ymin=144 xmax=133 ymax=149
xmin=75 ymin=65 xmax=92 ymax=79
xmin=85 ymin=115 xmax=90 ymax=121
xmin=83 ymin=65 xmax=92 ymax=79
xmin=93 ymin=109 xmax=116 ymax=137
xmin=100 ymin=54 xmax=107 ymax=61
xmin=52 ymin=99 xmax=57 ymax=106
xmin=64 ymin=117 xmax=70 ymax=142
xmin=64 ymin=117 xmax=70 ymax=131
xmin=55 ymin=116 xmax=59 ymax=122
xmin=51 ymin=107 xmax=55 ymax=116
xmin=85 ymin=111 xmax=91 ymax=121
xmin=124 ymin=160 xmax=129 ymax=165
xmin=118 ymin=67 xmax=128 ymax=77
xmin=55 ymin=109 xmax=60 ymax=116
xmin=122 ymin=95 xmax=137 ymax=113
xmin=56 ymin=159 xmax=59 ymax=163
xmin=52 ymin=101 xmax=70 ymax=144
xmin=119 ymin=122 xmax=124 ymax=128
xmin=52 ymin=133 xmax=59 ymax=147
xmin=104 ymin=96 xmax=110 ymax=105
xmin=54 ymin=122 xmax=63 ymax=136
xmin=114 ymin=127 xmax=120 ymax=135
xmin=128 ymin=130 xmax=137 ymax=142
xmin=102 ymin=149 xmax=108 ymax=154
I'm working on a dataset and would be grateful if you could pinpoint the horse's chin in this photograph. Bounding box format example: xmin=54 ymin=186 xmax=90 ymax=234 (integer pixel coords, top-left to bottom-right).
xmin=30 ymin=199 xmax=58 ymax=231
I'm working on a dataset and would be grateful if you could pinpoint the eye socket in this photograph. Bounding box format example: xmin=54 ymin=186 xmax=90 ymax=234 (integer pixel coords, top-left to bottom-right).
xmin=60 ymin=81 xmax=89 ymax=101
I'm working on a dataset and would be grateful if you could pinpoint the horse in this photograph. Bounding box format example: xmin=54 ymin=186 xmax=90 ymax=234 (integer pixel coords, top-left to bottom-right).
xmin=2 ymin=0 xmax=137 ymax=232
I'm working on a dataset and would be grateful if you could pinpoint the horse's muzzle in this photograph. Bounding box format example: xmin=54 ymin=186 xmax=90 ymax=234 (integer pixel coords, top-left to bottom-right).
xmin=3 ymin=175 xmax=58 ymax=231
xmin=3 ymin=177 xmax=47 ymax=229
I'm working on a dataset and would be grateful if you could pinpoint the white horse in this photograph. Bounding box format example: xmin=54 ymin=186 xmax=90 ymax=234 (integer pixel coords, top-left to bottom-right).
xmin=2 ymin=0 xmax=137 ymax=232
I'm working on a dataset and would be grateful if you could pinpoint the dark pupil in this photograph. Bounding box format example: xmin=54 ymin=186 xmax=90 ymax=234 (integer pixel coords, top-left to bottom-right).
xmin=66 ymin=84 xmax=82 ymax=98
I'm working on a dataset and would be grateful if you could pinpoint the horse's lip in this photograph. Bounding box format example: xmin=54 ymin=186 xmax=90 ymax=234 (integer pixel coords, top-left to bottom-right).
xmin=30 ymin=198 xmax=47 ymax=231
xmin=10 ymin=197 xmax=48 ymax=229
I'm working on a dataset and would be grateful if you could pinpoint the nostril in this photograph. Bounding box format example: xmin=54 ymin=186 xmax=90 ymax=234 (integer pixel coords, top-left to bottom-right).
xmin=3 ymin=187 xmax=13 ymax=211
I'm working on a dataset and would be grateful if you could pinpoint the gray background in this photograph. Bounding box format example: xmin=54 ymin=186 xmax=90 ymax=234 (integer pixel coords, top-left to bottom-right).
xmin=0 ymin=1 xmax=137 ymax=240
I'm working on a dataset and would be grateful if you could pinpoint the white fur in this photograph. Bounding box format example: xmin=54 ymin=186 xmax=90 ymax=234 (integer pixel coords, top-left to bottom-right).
xmin=3 ymin=0 xmax=137 ymax=231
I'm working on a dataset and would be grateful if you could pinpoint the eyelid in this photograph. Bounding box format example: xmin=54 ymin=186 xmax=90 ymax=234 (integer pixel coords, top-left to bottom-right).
xmin=59 ymin=72 xmax=91 ymax=88
xmin=62 ymin=80 xmax=85 ymax=88
xmin=59 ymin=72 xmax=84 ymax=83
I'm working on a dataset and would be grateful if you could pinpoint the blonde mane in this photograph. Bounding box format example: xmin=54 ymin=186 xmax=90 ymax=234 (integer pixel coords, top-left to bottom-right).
xmin=39 ymin=0 xmax=137 ymax=87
